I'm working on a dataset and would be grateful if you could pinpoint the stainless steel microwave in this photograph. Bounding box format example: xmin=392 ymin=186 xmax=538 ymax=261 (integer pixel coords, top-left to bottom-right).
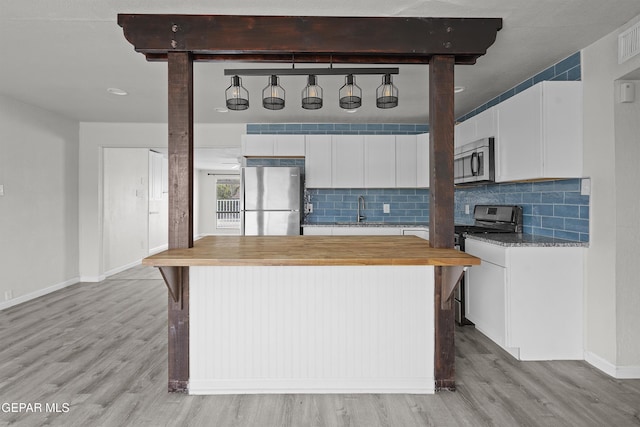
xmin=454 ymin=137 xmax=495 ymax=184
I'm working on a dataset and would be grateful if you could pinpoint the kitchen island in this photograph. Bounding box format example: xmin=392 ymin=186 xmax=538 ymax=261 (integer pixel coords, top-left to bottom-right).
xmin=143 ymin=235 xmax=479 ymax=394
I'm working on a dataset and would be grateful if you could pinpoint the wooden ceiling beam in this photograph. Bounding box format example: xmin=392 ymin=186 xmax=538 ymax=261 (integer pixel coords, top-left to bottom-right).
xmin=143 ymin=52 xmax=482 ymax=65
xmin=118 ymin=15 xmax=502 ymax=64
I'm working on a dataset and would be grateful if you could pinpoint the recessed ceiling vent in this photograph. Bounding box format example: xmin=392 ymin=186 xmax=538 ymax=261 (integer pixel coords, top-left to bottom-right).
xmin=619 ymin=21 xmax=640 ymax=64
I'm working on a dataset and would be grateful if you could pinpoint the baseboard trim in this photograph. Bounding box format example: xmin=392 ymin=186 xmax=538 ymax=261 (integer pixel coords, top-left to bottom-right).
xmin=0 ymin=277 xmax=80 ymax=311
xmin=103 ymin=259 xmax=142 ymax=278
xmin=585 ymin=351 xmax=640 ymax=379
xmin=149 ymin=244 xmax=168 ymax=255
xmin=79 ymin=275 xmax=106 ymax=283
xmin=188 ymin=378 xmax=435 ymax=395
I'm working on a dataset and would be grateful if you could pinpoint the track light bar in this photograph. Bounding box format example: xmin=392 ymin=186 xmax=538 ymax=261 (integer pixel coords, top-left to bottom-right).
xmin=224 ymin=67 xmax=399 ymax=77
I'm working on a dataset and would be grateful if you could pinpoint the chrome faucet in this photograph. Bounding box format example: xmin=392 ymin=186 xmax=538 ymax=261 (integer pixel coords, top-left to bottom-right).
xmin=357 ymin=195 xmax=366 ymax=223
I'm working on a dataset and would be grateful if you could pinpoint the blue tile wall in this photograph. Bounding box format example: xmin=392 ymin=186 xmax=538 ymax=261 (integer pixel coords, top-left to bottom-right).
xmin=454 ymin=179 xmax=589 ymax=242
xmin=457 ymin=52 xmax=581 ymax=122
xmin=247 ymin=123 xmax=429 ymax=135
xmin=306 ymin=188 xmax=429 ymax=224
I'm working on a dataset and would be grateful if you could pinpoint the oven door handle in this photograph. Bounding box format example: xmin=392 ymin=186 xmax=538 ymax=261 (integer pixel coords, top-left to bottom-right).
xmin=470 ymin=152 xmax=479 ymax=176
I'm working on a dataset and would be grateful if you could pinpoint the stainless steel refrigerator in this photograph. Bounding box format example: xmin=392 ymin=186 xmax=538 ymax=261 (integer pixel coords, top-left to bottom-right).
xmin=241 ymin=166 xmax=302 ymax=235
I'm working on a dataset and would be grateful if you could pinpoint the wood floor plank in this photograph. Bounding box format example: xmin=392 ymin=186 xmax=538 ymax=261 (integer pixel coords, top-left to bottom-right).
xmin=1 ymin=264 xmax=639 ymax=427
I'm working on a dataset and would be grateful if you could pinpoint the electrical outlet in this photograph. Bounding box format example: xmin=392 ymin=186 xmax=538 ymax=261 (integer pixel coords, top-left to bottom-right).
xmin=306 ymin=203 xmax=313 ymax=213
xmin=4 ymin=290 xmax=13 ymax=301
xmin=383 ymin=203 xmax=390 ymax=214
xmin=465 ymin=204 xmax=470 ymax=215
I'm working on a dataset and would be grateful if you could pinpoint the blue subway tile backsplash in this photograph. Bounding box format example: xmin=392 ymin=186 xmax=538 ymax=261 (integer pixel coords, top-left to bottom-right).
xmin=306 ymin=188 xmax=430 ymax=224
xmin=305 ymin=179 xmax=589 ymax=242
xmin=455 ymin=179 xmax=589 ymax=242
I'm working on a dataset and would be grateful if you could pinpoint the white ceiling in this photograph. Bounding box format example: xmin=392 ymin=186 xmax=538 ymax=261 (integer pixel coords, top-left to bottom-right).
xmin=2 ymin=0 xmax=640 ymax=127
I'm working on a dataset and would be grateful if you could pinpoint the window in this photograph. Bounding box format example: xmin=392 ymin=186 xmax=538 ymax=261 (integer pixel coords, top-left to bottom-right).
xmin=216 ymin=178 xmax=240 ymax=229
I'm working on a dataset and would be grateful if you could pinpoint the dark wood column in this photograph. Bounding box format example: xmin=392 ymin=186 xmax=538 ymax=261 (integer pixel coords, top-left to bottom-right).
xmin=166 ymin=51 xmax=193 ymax=393
xmin=428 ymin=55 xmax=456 ymax=390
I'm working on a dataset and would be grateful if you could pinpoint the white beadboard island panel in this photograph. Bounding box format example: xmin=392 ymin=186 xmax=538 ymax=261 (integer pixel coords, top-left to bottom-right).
xmin=189 ymin=265 xmax=435 ymax=394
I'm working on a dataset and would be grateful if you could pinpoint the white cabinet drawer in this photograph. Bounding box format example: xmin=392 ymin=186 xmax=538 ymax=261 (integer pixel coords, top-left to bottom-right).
xmin=464 ymin=238 xmax=507 ymax=267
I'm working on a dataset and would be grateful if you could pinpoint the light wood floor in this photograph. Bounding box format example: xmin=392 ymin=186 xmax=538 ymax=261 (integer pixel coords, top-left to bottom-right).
xmin=1 ymin=265 xmax=639 ymax=427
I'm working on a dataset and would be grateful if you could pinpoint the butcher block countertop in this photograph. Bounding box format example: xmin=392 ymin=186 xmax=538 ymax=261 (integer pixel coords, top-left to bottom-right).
xmin=142 ymin=235 xmax=480 ymax=267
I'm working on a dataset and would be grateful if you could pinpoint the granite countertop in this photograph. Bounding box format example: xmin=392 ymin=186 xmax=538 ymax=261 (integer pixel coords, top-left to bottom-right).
xmin=303 ymin=222 xmax=429 ymax=228
xmin=465 ymin=233 xmax=588 ymax=247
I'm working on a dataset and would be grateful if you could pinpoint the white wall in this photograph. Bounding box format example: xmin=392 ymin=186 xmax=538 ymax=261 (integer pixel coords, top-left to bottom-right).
xmin=78 ymin=122 xmax=244 ymax=281
xmin=103 ymin=148 xmax=150 ymax=274
xmin=582 ymin=14 xmax=640 ymax=376
xmin=613 ymin=80 xmax=640 ymax=368
xmin=148 ymin=151 xmax=169 ymax=254
xmin=0 ymin=94 xmax=79 ymax=308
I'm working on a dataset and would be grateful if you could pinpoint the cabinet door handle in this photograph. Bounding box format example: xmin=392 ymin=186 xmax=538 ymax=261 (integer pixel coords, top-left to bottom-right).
xmin=471 ymin=152 xmax=479 ymax=176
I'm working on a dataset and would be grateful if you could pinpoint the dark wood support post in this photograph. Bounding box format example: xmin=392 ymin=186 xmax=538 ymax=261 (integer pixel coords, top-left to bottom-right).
xmin=167 ymin=51 xmax=194 ymax=393
xmin=429 ymin=55 xmax=456 ymax=391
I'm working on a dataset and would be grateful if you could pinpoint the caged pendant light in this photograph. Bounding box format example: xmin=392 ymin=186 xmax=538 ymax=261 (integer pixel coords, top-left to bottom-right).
xmin=223 ymin=67 xmax=398 ymax=111
xmin=262 ymin=75 xmax=285 ymax=110
xmin=376 ymin=74 xmax=398 ymax=109
xmin=225 ymin=75 xmax=249 ymax=110
xmin=301 ymin=75 xmax=323 ymax=110
xmin=339 ymin=74 xmax=362 ymax=109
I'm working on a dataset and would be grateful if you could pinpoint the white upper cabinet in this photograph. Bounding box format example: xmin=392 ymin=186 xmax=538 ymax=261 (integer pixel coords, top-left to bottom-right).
xmin=395 ymin=135 xmax=418 ymax=187
xmin=455 ymin=108 xmax=496 ymax=148
xmin=454 ymin=117 xmax=476 ymax=148
xmin=242 ymin=134 xmax=305 ymax=157
xmin=332 ymin=135 xmax=365 ymax=188
xmin=304 ymin=135 xmax=332 ymax=188
xmin=495 ymin=81 xmax=582 ymax=182
xmin=274 ymin=135 xmax=306 ymax=156
xmin=304 ymin=133 xmax=429 ymax=189
xmin=416 ymin=133 xmax=430 ymax=188
xmin=242 ymin=134 xmax=275 ymax=156
xmin=475 ymin=108 xmax=497 ymax=141
xmin=364 ymin=135 xmax=396 ymax=187
xmin=395 ymin=133 xmax=429 ymax=188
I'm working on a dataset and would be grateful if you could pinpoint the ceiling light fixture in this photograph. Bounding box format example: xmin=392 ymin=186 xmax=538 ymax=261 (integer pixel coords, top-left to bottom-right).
xmin=301 ymin=75 xmax=323 ymax=110
xmin=376 ymin=74 xmax=398 ymax=109
xmin=222 ymin=67 xmax=399 ymax=111
xmin=339 ymin=74 xmax=362 ymax=109
xmin=262 ymin=75 xmax=285 ymax=110
xmin=225 ymin=75 xmax=249 ymax=110
xmin=454 ymin=86 xmax=466 ymax=93
xmin=107 ymin=87 xmax=128 ymax=96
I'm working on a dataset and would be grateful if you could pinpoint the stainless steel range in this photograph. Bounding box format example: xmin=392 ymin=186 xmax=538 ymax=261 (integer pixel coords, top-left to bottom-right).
xmin=454 ymin=204 xmax=523 ymax=325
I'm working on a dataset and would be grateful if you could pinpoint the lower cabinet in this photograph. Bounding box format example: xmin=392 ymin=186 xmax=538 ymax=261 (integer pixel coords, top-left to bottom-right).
xmin=301 ymin=226 xmax=331 ymax=235
xmin=402 ymin=228 xmax=429 ymax=240
xmin=465 ymin=238 xmax=584 ymax=361
xmin=303 ymin=226 xmax=402 ymax=236
xmin=303 ymin=226 xmax=429 ymax=237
